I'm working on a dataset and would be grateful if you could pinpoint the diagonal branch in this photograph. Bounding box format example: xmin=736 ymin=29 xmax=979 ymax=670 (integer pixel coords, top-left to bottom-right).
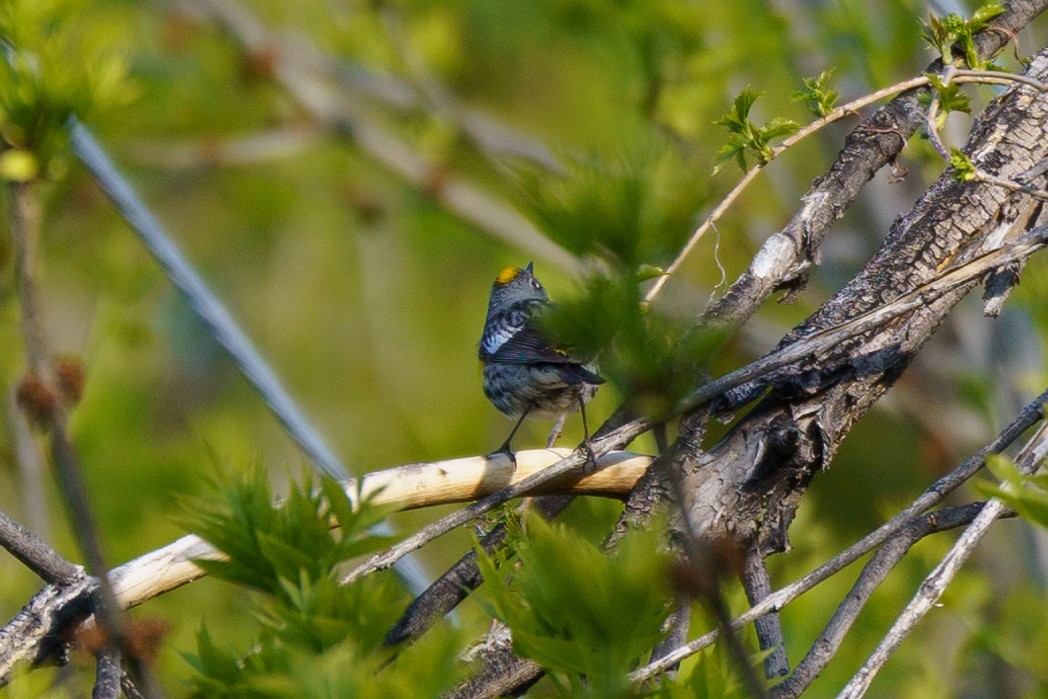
xmin=69 ymin=119 xmax=349 ymax=481
xmin=0 ymin=510 xmax=80 ymax=585
xmin=839 ymin=421 xmax=1048 ymax=698
xmin=701 ymin=0 xmax=1048 ymax=332
xmin=631 ymin=386 xmax=1047 ymax=681
xmin=771 ymin=501 xmax=1007 ymax=698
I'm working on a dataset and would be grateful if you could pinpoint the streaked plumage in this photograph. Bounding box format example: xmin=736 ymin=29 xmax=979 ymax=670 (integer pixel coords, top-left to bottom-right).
xmin=479 ymin=262 xmax=603 ymax=452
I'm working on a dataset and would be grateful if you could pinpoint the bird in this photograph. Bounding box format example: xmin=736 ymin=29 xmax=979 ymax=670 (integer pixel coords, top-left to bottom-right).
xmin=478 ymin=262 xmax=604 ymax=456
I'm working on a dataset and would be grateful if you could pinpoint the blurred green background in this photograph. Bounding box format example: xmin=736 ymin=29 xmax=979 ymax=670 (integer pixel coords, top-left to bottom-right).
xmin=1 ymin=0 xmax=1048 ymax=695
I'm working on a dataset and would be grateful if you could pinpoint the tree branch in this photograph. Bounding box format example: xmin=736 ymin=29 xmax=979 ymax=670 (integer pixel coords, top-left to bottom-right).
xmin=0 ymin=509 xmax=80 ymax=585
xmin=701 ymin=0 xmax=1048 ymax=332
xmin=631 ymin=385 xmax=1047 ymax=681
xmin=69 ymin=118 xmax=350 ymax=482
xmin=839 ymin=421 xmax=1048 ymax=698
xmin=771 ymin=501 xmax=1002 ymax=698
xmin=743 ymin=551 xmax=789 ymax=680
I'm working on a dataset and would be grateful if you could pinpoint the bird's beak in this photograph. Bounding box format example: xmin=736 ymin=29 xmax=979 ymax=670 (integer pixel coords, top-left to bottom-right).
xmin=525 ymin=261 xmax=534 ymax=274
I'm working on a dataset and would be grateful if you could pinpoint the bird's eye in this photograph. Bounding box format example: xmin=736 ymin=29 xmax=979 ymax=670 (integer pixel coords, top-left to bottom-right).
xmin=531 ymin=280 xmax=541 ymax=290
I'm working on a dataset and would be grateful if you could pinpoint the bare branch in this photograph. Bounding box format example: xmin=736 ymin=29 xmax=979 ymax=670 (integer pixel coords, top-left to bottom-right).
xmin=0 ymin=510 xmax=80 ymax=584
xmin=771 ymin=501 xmax=1000 ymax=698
xmin=742 ymin=552 xmax=789 ymax=680
xmin=69 ymin=119 xmax=349 ymax=481
xmin=839 ymin=422 xmax=1048 ymax=698
xmin=630 ymin=386 xmax=1047 ymax=681
xmin=92 ymin=646 xmax=121 ymax=699
xmin=0 ymin=579 xmax=94 ymax=685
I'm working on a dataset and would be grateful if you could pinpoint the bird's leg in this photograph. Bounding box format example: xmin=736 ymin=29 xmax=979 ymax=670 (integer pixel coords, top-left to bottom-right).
xmin=577 ymin=395 xmax=598 ymax=473
xmin=492 ymin=404 xmax=532 ymax=465
xmin=545 ymin=413 xmax=567 ymax=448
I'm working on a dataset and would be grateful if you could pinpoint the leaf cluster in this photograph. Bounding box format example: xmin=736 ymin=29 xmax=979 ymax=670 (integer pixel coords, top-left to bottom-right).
xmin=975 ymin=450 xmax=1048 ymax=528
xmin=793 ymin=70 xmax=839 ymax=118
xmin=180 ymin=464 xmax=463 ymax=697
xmin=0 ymin=0 xmax=135 ymax=181
xmin=920 ymin=3 xmax=1005 ymax=69
xmin=713 ymin=88 xmax=798 ymax=174
xmin=922 ymin=74 xmax=971 ymax=129
xmin=948 ymin=148 xmax=978 ymax=182
xmin=477 ymin=515 xmax=675 ymax=698
xmin=540 ymin=273 xmax=729 ymax=419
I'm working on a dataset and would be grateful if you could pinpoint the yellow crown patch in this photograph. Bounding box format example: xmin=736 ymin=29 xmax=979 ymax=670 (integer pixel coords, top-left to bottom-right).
xmin=495 ymin=267 xmax=518 ymax=285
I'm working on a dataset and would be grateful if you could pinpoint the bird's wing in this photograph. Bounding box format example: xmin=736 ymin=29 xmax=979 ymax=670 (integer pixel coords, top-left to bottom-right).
xmin=488 ymin=324 xmax=578 ymax=364
xmin=486 ymin=323 xmax=605 ymax=385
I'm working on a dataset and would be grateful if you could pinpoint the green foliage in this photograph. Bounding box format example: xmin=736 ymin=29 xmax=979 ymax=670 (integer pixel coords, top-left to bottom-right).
xmin=477 ymin=515 xmax=675 ymax=698
xmin=651 ymin=644 xmax=761 ymax=699
xmin=920 ymin=3 xmax=1005 ymax=69
xmin=179 ymin=463 xmax=463 ymax=697
xmin=512 ymin=134 xmax=706 ymax=270
xmin=541 ymin=273 xmax=729 ymax=419
xmin=793 ymin=70 xmax=839 ymax=118
xmin=713 ymin=88 xmax=799 ymax=173
xmin=0 ymin=0 xmax=134 ymax=180
xmin=975 ymin=451 xmax=1048 ymax=528
xmin=922 ymin=74 xmax=971 ymax=129
xmin=949 ymin=148 xmax=977 ymax=182
xmin=962 ymin=586 xmax=1048 ymax=691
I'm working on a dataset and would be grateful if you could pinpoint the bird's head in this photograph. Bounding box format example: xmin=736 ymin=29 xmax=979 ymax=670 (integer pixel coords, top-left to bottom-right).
xmin=488 ymin=261 xmax=548 ymax=309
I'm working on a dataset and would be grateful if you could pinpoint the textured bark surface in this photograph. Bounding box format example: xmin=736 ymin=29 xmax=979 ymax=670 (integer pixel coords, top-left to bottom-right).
xmin=685 ymin=48 xmax=1048 ymax=556
xmin=703 ymin=0 xmax=1048 ymax=330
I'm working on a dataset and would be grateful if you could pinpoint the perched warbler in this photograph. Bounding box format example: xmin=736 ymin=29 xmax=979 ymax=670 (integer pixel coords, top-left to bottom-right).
xmin=478 ymin=262 xmax=604 ymax=455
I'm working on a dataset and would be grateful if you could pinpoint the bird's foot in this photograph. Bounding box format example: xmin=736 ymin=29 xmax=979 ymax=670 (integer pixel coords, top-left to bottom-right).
xmin=578 ymin=440 xmax=598 ymax=474
xmin=488 ymin=442 xmax=517 ymax=469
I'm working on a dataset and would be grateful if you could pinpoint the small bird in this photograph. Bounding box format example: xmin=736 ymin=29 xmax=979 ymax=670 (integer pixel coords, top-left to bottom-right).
xmin=479 ymin=262 xmax=604 ymax=456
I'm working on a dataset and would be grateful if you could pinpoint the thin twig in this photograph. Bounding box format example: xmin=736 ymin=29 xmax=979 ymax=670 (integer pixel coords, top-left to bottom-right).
xmin=630 ymin=386 xmax=1047 ymax=682
xmin=973 ymin=168 xmax=1048 ymax=201
xmin=92 ymin=646 xmax=122 ymax=699
xmin=8 ymin=180 xmax=159 ymax=698
xmin=742 ymin=551 xmax=789 ymax=680
xmin=924 ymin=92 xmax=952 ymax=162
xmin=69 ymin=118 xmax=349 ymax=481
xmin=642 ymin=75 xmax=934 ymax=305
xmin=771 ymin=501 xmax=1000 ymax=698
xmin=838 ymin=422 xmax=1048 ymax=698
xmin=954 ymin=67 xmax=1048 ymax=91
xmin=0 ymin=509 xmax=80 ymax=584
xmin=646 ymin=63 xmax=1048 ymax=307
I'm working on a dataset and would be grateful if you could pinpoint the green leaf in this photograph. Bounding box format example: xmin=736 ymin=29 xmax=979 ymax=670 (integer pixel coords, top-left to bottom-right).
xmin=713 ymin=88 xmax=798 ymax=172
xmin=920 ymin=3 xmax=1005 ymax=68
xmin=478 ymin=515 xmax=674 ymax=697
xmin=793 ymin=70 xmax=839 ymax=118
xmin=985 ymin=453 xmax=1023 ymax=485
xmin=949 ymin=149 xmax=977 ymax=181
